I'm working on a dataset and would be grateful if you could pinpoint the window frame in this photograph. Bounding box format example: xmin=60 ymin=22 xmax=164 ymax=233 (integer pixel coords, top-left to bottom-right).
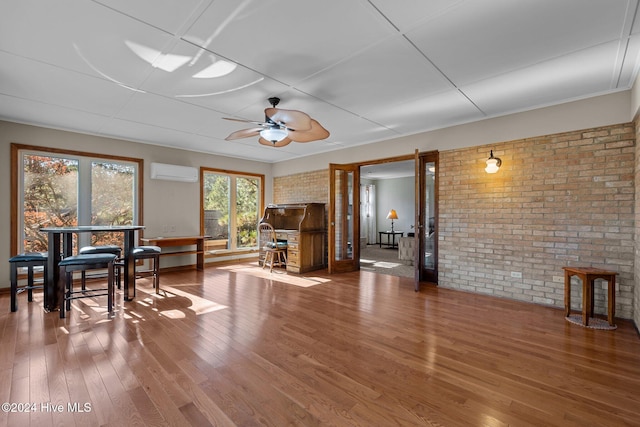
xmin=200 ymin=167 xmax=265 ymax=255
xmin=10 ymin=143 xmax=144 ymax=256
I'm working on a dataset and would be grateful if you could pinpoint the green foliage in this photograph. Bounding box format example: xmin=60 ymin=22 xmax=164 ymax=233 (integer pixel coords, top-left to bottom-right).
xmin=23 ymin=156 xmax=78 ymax=251
xmin=203 ymin=173 xmax=259 ymax=248
xmin=22 ymin=155 xmax=136 ymax=252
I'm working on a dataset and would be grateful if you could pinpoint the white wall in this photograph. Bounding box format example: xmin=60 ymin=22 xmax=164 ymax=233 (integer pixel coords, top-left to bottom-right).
xmin=374 ymin=177 xmax=415 ymax=237
xmin=632 ymin=73 xmax=640 ymax=120
xmin=0 ymin=121 xmax=273 ymax=287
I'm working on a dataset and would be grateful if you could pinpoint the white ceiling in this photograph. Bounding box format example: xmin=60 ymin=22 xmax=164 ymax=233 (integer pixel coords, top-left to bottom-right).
xmin=2 ymin=0 xmax=640 ymax=163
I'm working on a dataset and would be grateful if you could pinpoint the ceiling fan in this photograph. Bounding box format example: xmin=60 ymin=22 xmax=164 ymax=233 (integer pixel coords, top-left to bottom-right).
xmin=224 ymin=97 xmax=329 ymax=147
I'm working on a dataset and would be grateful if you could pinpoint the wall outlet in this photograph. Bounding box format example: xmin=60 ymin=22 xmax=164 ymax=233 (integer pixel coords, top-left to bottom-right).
xmin=511 ymin=271 xmax=523 ymax=278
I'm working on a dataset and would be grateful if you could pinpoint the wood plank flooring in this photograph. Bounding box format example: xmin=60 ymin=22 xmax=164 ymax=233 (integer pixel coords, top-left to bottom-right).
xmin=1 ymin=261 xmax=639 ymax=426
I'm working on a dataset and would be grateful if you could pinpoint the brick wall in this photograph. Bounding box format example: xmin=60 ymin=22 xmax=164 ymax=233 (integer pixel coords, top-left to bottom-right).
xmin=272 ymin=125 xmax=636 ymax=321
xmin=273 ymin=169 xmax=328 ymax=204
xmin=439 ymin=123 xmax=636 ymax=319
xmin=635 ymin=120 xmax=640 ymax=327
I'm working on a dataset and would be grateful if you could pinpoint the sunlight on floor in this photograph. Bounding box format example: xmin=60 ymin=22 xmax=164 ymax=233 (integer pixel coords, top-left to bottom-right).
xmin=157 ymin=286 xmax=228 ymax=316
xmin=360 ymin=257 xmax=403 ymax=268
xmin=124 ymin=286 xmax=228 ymax=321
xmin=218 ymin=264 xmax=331 ymax=287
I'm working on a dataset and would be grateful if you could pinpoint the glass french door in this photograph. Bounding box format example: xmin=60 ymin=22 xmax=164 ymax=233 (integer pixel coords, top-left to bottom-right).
xmin=328 ymin=163 xmax=359 ymax=273
xmin=415 ymin=151 xmax=438 ymax=289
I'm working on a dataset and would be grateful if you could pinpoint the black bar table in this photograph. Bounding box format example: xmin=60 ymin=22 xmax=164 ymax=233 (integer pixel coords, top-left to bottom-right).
xmin=40 ymin=225 xmax=145 ymax=311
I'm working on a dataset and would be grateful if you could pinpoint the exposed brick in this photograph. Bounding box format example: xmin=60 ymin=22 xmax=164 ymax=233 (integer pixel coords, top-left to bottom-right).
xmin=274 ymin=124 xmax=637 ymax=322
xmin=440 ymin=123 xmax=635 ymax=319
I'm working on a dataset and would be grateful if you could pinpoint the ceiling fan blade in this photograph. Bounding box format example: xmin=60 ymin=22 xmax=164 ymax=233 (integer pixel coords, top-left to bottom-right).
xmin=225 ymin=127 xmax=262 ymax=141
xmin=265 ymin=108 xmax=312 ymax=131
xmin=259 ymin=136 xmax=292 ymax=147
xmin=223 ymin=117 xmax=270 ymax=127
xmin=288 ymin=119 xmax=330 ymax=142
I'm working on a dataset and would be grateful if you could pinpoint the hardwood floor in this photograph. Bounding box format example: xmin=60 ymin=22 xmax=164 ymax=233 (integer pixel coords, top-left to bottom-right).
xmin=1 ymin=261 xmax=639 ymax=426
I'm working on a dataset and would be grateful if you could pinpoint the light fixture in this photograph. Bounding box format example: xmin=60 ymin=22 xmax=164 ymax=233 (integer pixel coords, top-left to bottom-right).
xmin=260 ymin=127 xmax=288 ymax=143
xmin=485 ymin=150 xmax=502 ymax=174
xmin=386 ymin=209 xmax=398 ymax=232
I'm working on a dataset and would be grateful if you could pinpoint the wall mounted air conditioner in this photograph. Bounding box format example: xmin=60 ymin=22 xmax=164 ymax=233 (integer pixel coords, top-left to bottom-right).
xmin=150 ymin=162 xmax=198 ymax=182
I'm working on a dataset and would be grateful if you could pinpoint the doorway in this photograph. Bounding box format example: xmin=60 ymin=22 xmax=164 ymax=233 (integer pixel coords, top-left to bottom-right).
xmin=359 ymin=159 xmax=415 ymax=279
xmin=328 ymin=152 xmax=438 ymax=286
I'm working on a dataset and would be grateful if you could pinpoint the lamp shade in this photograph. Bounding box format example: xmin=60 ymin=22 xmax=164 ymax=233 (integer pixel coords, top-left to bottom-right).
xmin=386 ymin=209 xmax=398 ymax=220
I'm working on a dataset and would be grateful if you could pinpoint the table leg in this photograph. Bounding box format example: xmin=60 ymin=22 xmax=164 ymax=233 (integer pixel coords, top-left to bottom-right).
xmin=589 ymin=278 xmax=596 ymax=319
xmin=197 ymin=238 xmax=204 ymax=271
xmin=45 ymin=232 xmax=61 ymax=311
xmin=582 ymin=275 xmax=591 ymax=326
xmin=123 ymin=230 xmax=136 ymax=301
xmin=564 ymin=270 xmax=571 ymax=317
xmin=608 ymin=276 xmax=616 ymax=326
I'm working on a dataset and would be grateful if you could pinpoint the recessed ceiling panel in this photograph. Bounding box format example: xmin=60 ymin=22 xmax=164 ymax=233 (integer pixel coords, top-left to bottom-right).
xmin=366 ymin=89 xmax=484 ymax=134
xmin=0 ymin=53 xmax=133 ymax=116
xmin=296 ymin=35 xmax=453 ymax=117
xmin=282 ymin=95 xmax=399 ymax=146
xmin=139 ymin=39 xmax=290 ymax=114
xmin=114 ymin=92 xmax=220 ymax=133
xmin=407 ymin=0 xmax=630 ymax=85
xmin=93 ymin=0 xmax=211 ymax=35
xmin=182 ymin=0 xmax=397 ymax=84
xmin=0 ymin=0 xmax=176 ymax=89
xmin=462 ymin=42 xmax=619 ymax=115
xmin=0 ymin=95 xmax=111 ymax=135
xmin=368 ymin=0 xmax=466 ymax=32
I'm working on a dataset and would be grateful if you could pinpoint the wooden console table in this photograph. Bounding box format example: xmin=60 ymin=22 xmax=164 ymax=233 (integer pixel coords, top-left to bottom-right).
xmin=140 ymin=236 xmax=208 ymax=271
xmin=563 ymin=266 xmax=616 ymax=327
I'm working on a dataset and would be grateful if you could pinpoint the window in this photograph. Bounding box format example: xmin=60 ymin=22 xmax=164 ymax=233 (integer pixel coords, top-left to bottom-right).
xmin=201 ymin=168 xmax=264 ymax=252
xmin=11 ymin=144 xmax=142 ymax=255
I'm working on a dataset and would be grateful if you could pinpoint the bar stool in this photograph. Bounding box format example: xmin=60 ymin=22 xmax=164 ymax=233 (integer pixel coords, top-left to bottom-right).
xmin=132 ymin=246 xmax=161 ymax=294
xmin=58 ymin=253 xmax=117 ymax=319
xmin=79 ymin=245 xmax=122 ymax=289
xmin=8 ymin=253 xmax=48 ymax=312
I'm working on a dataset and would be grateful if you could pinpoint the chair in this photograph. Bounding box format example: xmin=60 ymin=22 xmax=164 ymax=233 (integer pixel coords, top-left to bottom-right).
xmin=9 ymin=253 xmax=47 ymax=312
xmin=58 ymin=253 xmax=117 ymax=319
xmin=115 ymin=246 xmax=161 ymax=293
xmin=79 ymin=245 xmax=122 ymax=289
xmin=398 ymin=237 xmax=414 ymax=265
xmin=259 ymin=223 xmax=288 ymax=272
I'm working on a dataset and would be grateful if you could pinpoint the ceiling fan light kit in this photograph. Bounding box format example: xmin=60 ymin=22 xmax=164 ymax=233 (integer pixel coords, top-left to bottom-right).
xmin=224 ymin=97 xmax=329 ymax=147
xmin=260 ymin=127 xmax=288 ymax=143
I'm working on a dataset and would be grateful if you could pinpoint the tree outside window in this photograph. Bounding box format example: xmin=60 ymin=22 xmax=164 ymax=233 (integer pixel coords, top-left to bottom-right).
xmin=202 ymin=170 xmax=262 ymax=251
xmin=18 ymin=150 xmax=139 ymax=254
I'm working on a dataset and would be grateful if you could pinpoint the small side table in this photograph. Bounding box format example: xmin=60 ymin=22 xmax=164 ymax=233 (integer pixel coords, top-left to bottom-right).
xmin=379 ymin=231 xmax=404 ymax=248
xmin=563 ymin=267 xmax=616 ymax=327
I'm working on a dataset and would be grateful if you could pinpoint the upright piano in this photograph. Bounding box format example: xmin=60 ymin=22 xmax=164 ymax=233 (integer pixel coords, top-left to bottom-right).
xmin=259 ymin=203 xmax=326 ymax=273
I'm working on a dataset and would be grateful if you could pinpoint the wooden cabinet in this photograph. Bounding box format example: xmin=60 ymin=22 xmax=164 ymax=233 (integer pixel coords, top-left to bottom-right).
xmin=259 ymin=203 xmax=326 ymax=273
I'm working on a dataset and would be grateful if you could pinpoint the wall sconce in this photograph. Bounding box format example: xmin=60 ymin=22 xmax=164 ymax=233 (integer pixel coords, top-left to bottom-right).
xmin=386 ymin=209 xmax=398 ymax=232
xmin=485 ymin=150 xmax=502 ymax=174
